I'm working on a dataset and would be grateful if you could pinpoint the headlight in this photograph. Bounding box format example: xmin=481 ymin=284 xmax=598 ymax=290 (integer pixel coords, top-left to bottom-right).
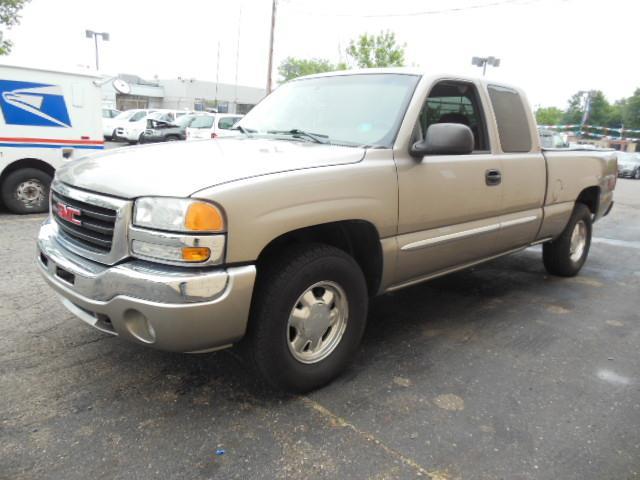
xmin=131 ymin=197 xmax=225 ymax=266
xmin=133 ymin=197 xmax=224 ymax=232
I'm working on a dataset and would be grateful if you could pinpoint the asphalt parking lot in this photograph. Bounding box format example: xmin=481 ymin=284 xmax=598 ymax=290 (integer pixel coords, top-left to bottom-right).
xmin=1 ymin=179 xmax=638 ymax=480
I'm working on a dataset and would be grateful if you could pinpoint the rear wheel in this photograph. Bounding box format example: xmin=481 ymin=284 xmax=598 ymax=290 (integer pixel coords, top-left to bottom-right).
xmin=244 ymin=244 xmax=368 ymax=392
xmin=1 ymin=168 xmax=52 ymax=214
xmin=543 ymin=203 xmax=592 ymax=277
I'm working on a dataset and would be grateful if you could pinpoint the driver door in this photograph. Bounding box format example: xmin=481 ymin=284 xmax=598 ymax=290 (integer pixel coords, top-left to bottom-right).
xmin=392 ymin=80 xmax=504 ymax=287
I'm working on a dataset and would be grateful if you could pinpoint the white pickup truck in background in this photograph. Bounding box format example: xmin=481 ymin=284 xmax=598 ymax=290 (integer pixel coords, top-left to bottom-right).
xmin=0 ymin=63 xmax=104 ymax=213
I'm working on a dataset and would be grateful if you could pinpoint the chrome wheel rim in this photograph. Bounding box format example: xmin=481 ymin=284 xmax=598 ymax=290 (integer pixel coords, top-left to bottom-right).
xmin=287 ymin=281 xmax=348 ymax=364
xmin=16 ymin=179 xmax=45 ymax=207
xmin=569 ymin=220 xmax=587 ymax=262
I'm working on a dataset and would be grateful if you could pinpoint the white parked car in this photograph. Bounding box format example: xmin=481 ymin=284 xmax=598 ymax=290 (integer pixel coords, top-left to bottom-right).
xmin=186 ymin=113 xmax=243 ymax=140
xmin=102 ymin=107 xmax=121 ymax=140
xmin=110 ymin=109 xmax=156 ymax=142
xmin=115 ymin=109 xmax=193 ymax=144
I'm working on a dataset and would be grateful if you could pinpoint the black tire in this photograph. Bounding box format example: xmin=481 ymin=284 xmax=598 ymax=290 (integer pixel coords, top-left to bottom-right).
xmin=634 ymin=168 xmax=640 ymax=180
xmin=243 ymin=243 xmax=368 ymax=393
xmin=1 ymin=168 xmax=52 ymax=214
xmin=543 ymin=203 xmax=592 ymax=277
xmin=165 ymin=135 xmax=180 ymax=142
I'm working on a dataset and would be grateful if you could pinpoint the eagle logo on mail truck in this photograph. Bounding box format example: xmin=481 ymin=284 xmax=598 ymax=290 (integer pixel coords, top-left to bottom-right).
xmin=0 ymin=80 xmax=72 ymax=128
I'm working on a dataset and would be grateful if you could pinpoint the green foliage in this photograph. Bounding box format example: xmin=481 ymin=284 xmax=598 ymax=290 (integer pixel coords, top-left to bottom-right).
xmin=623 ymin=88 xmax=640 ymax=130
xmin=562 ymin=92 xmax=585 ymax=125
xmin=278 ymin=57 xmax=345 ymax=82
xmin=535 ymin=106 xmax=563 ymax=125
xmin=0 ymin=0 xmax=30 ymax=55
xmin=346 ymin=31 xmax=405 ymax=68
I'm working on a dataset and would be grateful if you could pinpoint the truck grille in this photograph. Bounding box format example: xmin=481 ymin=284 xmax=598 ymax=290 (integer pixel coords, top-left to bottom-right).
xmin=51 ymin=190 xmax=117 ymax=253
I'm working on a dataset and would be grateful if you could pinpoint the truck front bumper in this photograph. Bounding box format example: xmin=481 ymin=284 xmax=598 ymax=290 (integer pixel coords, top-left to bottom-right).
xmin=37 ymin=219 xmax=256 ymax=353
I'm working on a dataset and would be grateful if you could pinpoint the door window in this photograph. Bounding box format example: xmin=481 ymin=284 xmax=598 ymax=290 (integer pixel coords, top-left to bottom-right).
xmin=218 ymin=116 xmax=240 ymax=130
xmin=418 ymin=81 xmax=489 ymax=151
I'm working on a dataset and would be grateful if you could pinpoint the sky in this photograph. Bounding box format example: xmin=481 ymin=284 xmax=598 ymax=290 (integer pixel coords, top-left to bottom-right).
xmin=3 ymin=0 xmax=639 ymax=109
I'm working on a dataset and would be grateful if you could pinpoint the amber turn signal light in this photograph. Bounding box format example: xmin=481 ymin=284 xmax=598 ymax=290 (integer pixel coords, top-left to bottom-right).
xmin=184 ymin=202 xmax=224 ymax=232
xmin=181 ymin=247 xmax=211 ymax=262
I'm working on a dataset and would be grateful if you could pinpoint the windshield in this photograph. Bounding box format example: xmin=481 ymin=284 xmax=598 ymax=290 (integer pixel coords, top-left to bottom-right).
xmin=114 ymin=110 xmax=137 ymax=120
xmin=239 ymin=73 xmax=420 ymax=147
xmin=190 ymin=116 xmax=214 ymax=128
xmin=175 ymin=114 xmax=198 ymax=127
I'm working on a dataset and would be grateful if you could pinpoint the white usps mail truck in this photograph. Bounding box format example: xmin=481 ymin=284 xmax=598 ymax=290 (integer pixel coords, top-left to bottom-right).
xmin=0 ymin=63 xmax=104 ymax=213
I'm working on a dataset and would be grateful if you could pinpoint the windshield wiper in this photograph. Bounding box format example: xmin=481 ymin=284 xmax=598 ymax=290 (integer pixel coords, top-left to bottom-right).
xmin=232 ymin=125 xmax=253 ymax=137
xmin=267 ymin=129 xmax=330 ymax=144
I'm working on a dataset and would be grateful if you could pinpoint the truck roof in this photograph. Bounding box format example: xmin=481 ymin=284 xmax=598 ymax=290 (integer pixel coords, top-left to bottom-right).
xmin=0 ymin=61 xmax=102 ymax=79
xmin=292 ymin=67 xmax=521 ymax=92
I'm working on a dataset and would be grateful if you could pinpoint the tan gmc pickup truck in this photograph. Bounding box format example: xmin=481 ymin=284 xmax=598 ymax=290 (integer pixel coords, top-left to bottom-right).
xmin=37 ymin=69 xmax=617 ymax=392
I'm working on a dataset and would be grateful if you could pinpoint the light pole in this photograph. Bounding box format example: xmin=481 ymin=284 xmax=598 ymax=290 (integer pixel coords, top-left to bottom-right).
xmin=85 ymin=30 xmax=110 ymax=71
xmin=472 ymin=56 xmax=500 ymax=76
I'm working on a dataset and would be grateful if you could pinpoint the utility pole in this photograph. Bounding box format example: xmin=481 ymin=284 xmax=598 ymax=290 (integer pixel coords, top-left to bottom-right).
xmin=266 ymin=0 xmax=277 ymax=94
xmin=215 ymin=40 xmax=220 ymax=109
xmin=85 ymin=30 xmax=110 ymax=71
xmin=234 ymin=4 xmax=242 ymax=113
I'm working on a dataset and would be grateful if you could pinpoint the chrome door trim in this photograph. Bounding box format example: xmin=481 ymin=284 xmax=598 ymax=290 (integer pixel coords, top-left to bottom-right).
xmin=400 ymin=223 xmax=500 ymax=251
xmin=500 ymin=215 xmax=538 ymax=228
xmin=388 ymin=245 xmax=528 ymax=292
xmin=400 ymin=215 xmax=540 ymax=252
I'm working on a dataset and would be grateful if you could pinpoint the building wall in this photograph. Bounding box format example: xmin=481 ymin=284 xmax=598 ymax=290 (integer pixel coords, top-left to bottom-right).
xmin=159 ymin=79 xmax=265 ymax=113
xmin=101 ymin=75 xmax=265 ymax=114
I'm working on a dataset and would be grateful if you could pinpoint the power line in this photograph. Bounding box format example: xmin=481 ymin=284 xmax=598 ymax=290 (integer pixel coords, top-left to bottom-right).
xmin=287 ymin=0 xmax=536 ymax=18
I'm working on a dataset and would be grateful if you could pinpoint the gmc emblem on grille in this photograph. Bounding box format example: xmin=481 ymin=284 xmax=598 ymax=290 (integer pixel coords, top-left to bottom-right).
xmin=56 ymin=202 xmax=82 ymax=226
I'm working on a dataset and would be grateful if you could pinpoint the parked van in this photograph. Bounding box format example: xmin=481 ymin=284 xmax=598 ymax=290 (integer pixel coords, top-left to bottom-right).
xmin=0 ymin=63 xmax=104 ymax=213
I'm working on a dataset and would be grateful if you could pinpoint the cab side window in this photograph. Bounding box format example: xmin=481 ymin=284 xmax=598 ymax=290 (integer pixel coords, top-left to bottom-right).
xmin=487 ymin=85 xmax=532 ymax=153
xmin=418 ymin=81 xmax=489 ymax=152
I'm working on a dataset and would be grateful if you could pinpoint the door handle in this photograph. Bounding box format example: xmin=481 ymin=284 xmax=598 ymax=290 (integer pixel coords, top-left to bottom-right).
xmin=485 ymin=169 xmax=502 ymax=186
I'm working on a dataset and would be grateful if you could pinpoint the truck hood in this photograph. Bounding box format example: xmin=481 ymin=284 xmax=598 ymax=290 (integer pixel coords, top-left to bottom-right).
xmin=57 ymin=137 xmax=365 ymax=198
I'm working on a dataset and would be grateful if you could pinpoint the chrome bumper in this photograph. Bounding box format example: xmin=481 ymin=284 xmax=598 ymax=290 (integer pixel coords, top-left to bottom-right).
xmin=37 ymin=219 xmax=256 ymax=353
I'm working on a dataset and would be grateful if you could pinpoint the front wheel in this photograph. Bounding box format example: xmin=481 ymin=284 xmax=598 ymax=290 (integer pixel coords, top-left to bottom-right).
xmin=244 ymin=244 xmax=368 ymax=392
xmin=1 ymin=168 xmax=52 ymax=214
xmin=543 ymin=203 xmax=592 ymax=277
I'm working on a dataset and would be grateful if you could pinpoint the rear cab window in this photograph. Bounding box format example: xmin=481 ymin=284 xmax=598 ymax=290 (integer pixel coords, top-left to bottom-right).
xmin=418 ymin=81 xmax=490 ymax=152
xmin=487 ymin=85 xmax=532 ymax=153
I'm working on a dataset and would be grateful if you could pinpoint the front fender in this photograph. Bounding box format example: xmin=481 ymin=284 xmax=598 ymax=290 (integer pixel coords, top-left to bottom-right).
xmin=192 ymin=158 xmax=398 ymax=264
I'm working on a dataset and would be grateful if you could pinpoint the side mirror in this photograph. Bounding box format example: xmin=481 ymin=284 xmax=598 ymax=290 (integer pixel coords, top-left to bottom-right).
xmin=410 ymin=123 xmax=474 ymax=157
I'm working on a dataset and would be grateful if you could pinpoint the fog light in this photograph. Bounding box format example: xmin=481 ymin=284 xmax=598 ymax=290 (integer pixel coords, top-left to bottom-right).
xmin=123 ymin=309 xmax=156 ymax=344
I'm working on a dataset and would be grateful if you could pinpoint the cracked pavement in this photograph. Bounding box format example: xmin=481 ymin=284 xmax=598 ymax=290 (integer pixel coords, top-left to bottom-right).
xmin=1 ymin=180 xmax=639 ymax=479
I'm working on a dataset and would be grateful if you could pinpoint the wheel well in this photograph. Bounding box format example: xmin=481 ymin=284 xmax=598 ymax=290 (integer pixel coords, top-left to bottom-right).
xmin=0 ymin=158 xmax=55 ymax=186
xmin=256 ymin=220 xmax=383 ymax=296
xmin=576 ymin=186 xmax=600 ymax=215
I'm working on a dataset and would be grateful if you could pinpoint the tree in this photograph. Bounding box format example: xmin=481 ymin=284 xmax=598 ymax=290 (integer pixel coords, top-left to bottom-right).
xmin=346 ymin=31 xmax=405 ymax=68
xmin=563 ymin=92 xmax=586 ymax=125
xmin=584 ymin=91 xmax=610 ymax=126
xmin=1 ymin=0 xmax=30 ymax=55
xmin=278 ymin=57 xmax=346 ymax=82
xmin=623 ymin=88 xmax=640 ymax=130
xmin=535 ymin=106 xmax=563 ymax=125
